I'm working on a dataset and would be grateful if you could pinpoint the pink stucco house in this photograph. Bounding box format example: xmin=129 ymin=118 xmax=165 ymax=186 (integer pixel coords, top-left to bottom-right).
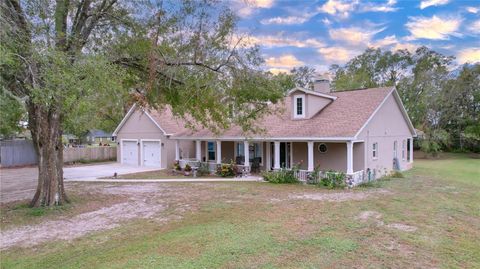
xmin=113 ymin=80 xmax=416 ymax=183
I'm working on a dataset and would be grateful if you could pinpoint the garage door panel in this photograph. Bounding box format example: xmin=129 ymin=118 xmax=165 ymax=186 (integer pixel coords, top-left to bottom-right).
xmin=143 ymin=141 xmax=161 ymax=167
xmin=122 ymin=141 xmax=138 ymax=165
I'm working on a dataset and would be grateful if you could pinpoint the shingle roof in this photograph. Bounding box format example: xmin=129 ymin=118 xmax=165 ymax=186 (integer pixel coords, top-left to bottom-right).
xmin=147 ymin=87 xmax=394 ymax=139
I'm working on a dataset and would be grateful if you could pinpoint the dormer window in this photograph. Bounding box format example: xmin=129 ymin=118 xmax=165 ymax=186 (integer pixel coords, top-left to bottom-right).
xmin=293 ymin=94 xmax=305 ymax=118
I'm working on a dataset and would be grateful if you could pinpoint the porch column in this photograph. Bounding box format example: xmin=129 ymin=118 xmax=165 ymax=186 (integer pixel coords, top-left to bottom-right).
xmin=216 ymin=140 xmax=222 ymax=164
xmin=347 ymin=141 xmax=353 ymax=174
xmin=175 ymin=140 xmax=180 ymax=161
xmin=265 ymin=142 xmax=271 ymax=171
xmin=307 ymin=141 xmax=314 ymax=171
xmin=195 ymin=140 xmax=202 ymax=161
xmin=274 ymin=141 xmax=280 ymax=169
xmin=244 ymin=140 xmax=250 ymax=167
xmin=409 ymin=137 xmax=413 ymax=163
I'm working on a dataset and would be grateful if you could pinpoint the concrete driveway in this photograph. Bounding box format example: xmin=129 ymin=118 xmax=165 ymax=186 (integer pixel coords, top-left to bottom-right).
xmin=0 ymin=163 xmax=161 ymax=203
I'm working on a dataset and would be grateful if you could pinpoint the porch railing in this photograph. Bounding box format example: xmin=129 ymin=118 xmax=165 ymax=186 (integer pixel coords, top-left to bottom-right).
xmin=292 ymin=169 xmax=366 ymax=187
xmin=177 ymin=159 xmax=250 ymax=174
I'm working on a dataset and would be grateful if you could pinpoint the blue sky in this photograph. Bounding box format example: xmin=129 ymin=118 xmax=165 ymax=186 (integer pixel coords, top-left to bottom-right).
xmin=230 ymin=0 xmax=480 ymax=73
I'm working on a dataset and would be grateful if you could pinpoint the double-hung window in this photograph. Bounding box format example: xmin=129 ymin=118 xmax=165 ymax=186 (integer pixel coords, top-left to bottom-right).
xmin=372 ymin=142 xmax=378 ymax=159
xmin=293 ymin=94 xmax=305 ymax=118
xmin=207 ymin=141 xmax=215 ymax=161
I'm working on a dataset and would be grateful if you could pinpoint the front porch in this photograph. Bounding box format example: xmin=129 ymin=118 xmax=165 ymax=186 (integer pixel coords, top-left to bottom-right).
xmin=174 ymin=139 xmax=368 ymax=186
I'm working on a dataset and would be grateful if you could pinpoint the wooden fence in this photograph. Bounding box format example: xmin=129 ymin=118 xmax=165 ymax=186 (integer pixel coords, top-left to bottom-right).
xmin=63 ymin=147 xmax=116 ymax=163
xmin=0 ymin=139 xmax=116 ymax=167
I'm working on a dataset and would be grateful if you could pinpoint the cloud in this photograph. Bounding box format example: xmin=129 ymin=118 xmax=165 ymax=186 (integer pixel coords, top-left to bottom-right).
xmin=361 ymin=0 xmax=398 ymax=12
xmin=318 ymin=47 xmax=358 ymax=63
xmin=329 ymin=26 xmax=385 ymax=45
xmin=265 ymin=54 xmax=305 ymax=68
xmin=268 ymin=68 xmax=290 ymax=74
xmin=235 ymin=0 xmax=275 ymax=17
xmin=467 ymin=20 xmax=480 ymax=34
xmin=369 ymin=35 xmax=398 ymax=47
xmin=234 ymin=34 xmax=325 ymax=48
xmin=261 ymin=15 xmax=311 ymax=25
xmin=457 ymin=48 xmax=480 ymax=63
xmin=420 ymin=0 xmax=449 ymax=9
xmin=317 ymin=0 xmax=358 ymax=18
xmin=466 ymin=6 xmax=479 ymax=14
xmin=405 ymin=15 xmax=462 ymax=40
xmin=322 ymin=18 xmax=332 ymax=26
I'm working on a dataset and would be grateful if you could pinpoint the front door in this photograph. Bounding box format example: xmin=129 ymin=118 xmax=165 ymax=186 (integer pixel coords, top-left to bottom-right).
xmin=270 ymin=142 xmax=291 ymax=169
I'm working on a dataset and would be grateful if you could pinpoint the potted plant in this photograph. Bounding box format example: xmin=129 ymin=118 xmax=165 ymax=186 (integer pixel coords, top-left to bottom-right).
xmin=172 ymin=161 xmax=181 ymax=174
xmin=184 ymin=164 xmax=192 ymax=176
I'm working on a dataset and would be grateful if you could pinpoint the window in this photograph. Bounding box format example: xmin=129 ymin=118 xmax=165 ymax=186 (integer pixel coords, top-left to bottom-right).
xmin=293 ymin=94 xmax=305 ymax=118
xmin=236 ymin=142 xmax=262 ymax=164
xmin=318 ymin=143 xmax=328 ymax=153
xmin=207 ymin=141 xmax=215 ymax=161
xmin=393 ymin=141 xmax=397 ymax=158
xmin=372 ymin=143 xmax=378 ymax=159
xmin=402 ymin=140 xmax=406 ymax=160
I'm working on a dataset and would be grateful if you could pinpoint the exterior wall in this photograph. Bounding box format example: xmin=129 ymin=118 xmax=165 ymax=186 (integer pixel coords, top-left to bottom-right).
xmin=353 ymin=142 xmax=364 ymax=172
xmin=221 ymin=141 xmax=235 ymax=163
xmin=115 ymin=109 xmax=167 ymax=167
xmin=292 ymin=142 xmax=307 ymax=169
xmin=291 ymin=142 xmax=358 ymax=173
xmin=357 ymin=94 xmax=413 ymax=176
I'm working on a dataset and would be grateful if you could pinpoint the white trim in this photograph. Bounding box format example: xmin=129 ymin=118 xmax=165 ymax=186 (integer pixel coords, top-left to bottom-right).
xmin=346 ymin=141 xmax=353 ymax=174
xmin=354 ymin=88 xmax=416 ymax=139
xmin=113 ymin=105 xmax=137 ymax=136
xmin=175 ymin=140 xmax=180 ymax=161
xmin=307 ymin=141 xmax=314 ymax=171
xmin=174 ymin=136 xmax=356 ymax=142
xmin=140 ymin=139 xmax=162 ymax=168
xmin=287 ymin=87 xmax=337 ymax=100
xmin=293 ymin=94 xmax=306 ymax=119
xmin=120 ymin=139 xmax=139 ymax=165
xmin=112 ymin=104 xmax=173 ymax=137
xmin=216 ymin=140 xmax=222 ymax=164
xmin=274 ymin=141 xmax=280 ymax=169
xmin=195 ymin=140 xmax=202 ymax=161
xmin=244 ymin=140 xmax=250 ymax=167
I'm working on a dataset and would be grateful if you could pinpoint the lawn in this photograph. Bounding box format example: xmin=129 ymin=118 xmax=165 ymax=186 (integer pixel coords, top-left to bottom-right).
xmin=1 ymin=154 xmax=479 ymax=268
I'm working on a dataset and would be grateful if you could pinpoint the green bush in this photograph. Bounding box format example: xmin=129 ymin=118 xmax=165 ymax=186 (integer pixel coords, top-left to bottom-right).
xmin=390 ymin=171 xmax=404 ymax=178
xmin=197 ymin=163 xmax=210 ymax=176
xmin=262 ymin=168 xmax=299 ymax=184
xmin=216 ymin=162 xmax=235 ymax=177
xmin=319 ymin=171 xmax=346 ymax=189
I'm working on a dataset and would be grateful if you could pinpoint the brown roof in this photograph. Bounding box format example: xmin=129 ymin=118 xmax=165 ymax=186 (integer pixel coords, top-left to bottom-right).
xmin=149 ymin=87 xmax=394 ymax=138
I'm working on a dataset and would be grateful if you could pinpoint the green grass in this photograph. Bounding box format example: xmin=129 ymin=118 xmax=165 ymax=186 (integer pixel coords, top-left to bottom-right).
xmin=1 ymin=153 xmax=479 ymax=268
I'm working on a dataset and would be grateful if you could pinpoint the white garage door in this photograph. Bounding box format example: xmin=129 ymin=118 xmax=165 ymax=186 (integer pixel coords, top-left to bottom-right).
xmin=142 ymin=141 xmax=161 ymax=167
xmin=122 ymin=140 xmax=138 ymax=165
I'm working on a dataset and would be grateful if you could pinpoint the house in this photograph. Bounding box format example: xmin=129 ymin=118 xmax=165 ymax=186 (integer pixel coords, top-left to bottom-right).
xmin=85 ymin=129 xmax=113 ymax=145
xmin=112 ymin=80 xmax=416 ymax=182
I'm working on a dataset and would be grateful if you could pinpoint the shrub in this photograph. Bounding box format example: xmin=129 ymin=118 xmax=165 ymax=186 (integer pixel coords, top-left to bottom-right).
xmin=390 ymin=171 xmax=404 ymax=178
xmin=197 ymin=162 xmax=210 ymax=176
xmin=217 ymin=163 xmax=235 ymax=177
xmin=319 ymin=171 xmax=346 ymax=189
xmin=172 ymin=161 xmax=181 ymax=171
xmin=262 ymin=168 xmax=299 ymax=184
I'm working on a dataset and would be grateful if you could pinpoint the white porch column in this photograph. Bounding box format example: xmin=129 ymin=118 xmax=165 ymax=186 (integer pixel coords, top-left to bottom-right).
xmin=175 ymin=140 xmax=180 ymax=161
xmin=265 ymin=142 xmax=271 ymax=171
xmin=409 ymin=137 xmax=413 ymax=163
xmin=195 ymin=140 xmax=202 ymax=161
xmin=307 ymin=141 xmax=314 ymax=172
xmin=243 ymin=140 xmax=250 ymax=167
xmin=216 ymin=140 xmax=222 ymax=164
xmin=274 ymin=141 xmax=280 ymax=169
xmin=347 ymin=141 xmax=353 ymax=174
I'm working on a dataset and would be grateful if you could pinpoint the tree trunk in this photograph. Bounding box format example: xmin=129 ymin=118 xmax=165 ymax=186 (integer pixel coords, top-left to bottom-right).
xmin=28 ymin=101 xmax=69 ymax=207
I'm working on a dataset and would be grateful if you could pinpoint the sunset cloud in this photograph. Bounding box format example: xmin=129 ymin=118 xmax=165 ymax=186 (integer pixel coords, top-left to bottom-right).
xmin=236 ymin=0 xmax=275 ymax=17
xmin=265 ymin=54 xmax=305 ymax=68
xmin=405 ymin=15 xmax=461 ymax=40
xmin=318 ymin=47 xmax=357 ymax=63
xmin=457 ymin=48 xmax=480 ymax=63
xmin=329 ymin=26 xmax=385 ymax=45
xmin=317 ymin=0 xmax=358 ymax=18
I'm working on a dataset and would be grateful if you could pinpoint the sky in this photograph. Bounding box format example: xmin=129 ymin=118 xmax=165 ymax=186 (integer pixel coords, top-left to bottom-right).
xmin=231 ymin=0 xmax=480 ymax=74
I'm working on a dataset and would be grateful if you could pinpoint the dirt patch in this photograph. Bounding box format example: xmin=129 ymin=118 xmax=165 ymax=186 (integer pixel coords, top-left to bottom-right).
xmin=355 ymin=210 xmax=417 ymax=233
xmin=288 ymin=189 xmax=391 ymax=202
xmin=0 ymin=183 xmax=199 ymax=250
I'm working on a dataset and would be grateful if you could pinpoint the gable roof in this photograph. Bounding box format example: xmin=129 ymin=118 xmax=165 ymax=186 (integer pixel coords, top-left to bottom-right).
xmin=114 ymin=87 xmax=416 ymax=140
xmin=287 ymin=87 xmax=337 ymax=100
xmin=112 ymin=104 xmax=190 ymax=136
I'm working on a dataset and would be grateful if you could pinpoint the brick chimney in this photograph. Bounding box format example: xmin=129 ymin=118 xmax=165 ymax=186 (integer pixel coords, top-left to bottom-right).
xmin=313 ymin=73 xmax=331 ymax=93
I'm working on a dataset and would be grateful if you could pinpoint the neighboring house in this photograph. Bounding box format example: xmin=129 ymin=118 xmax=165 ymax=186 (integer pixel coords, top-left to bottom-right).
xmin=85 ymin=129 xmax=113 ymax=144
xmin=113 ymin=80 xmax=416 ymax=180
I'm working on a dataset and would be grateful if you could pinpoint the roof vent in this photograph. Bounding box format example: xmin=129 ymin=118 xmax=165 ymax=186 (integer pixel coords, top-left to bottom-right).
xmin=313 ymin=73 xmax=331 ymax=93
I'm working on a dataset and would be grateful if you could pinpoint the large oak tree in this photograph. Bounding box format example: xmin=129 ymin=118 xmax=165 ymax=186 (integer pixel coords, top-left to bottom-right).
xmin=1 ymin=0 xmax=291 ymax=207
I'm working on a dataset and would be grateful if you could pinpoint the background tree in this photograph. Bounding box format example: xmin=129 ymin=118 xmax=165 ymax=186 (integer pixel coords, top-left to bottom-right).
xmin=290 ymin=66 xmax=316 ymax=89
xmin=1 ymin=0 xmax=290 ymax=207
